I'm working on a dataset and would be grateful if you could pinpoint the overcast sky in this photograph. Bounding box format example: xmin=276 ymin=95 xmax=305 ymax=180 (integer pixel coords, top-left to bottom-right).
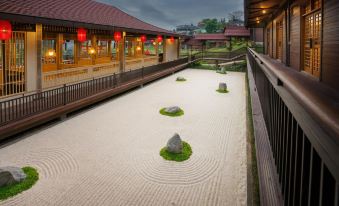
xmin=97 ymin=0 xmax=243 ymax=30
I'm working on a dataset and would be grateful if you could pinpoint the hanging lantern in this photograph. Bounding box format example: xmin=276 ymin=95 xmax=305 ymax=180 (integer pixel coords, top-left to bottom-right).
xmin=157 ymin=35 xmax=163 ymax=42
xmin=114 ymin=31 xmax=122 ymax=42
xmin=0 ymin=20 xmax=12 ymax=40
xmin=77 ymin=28 xmax=87 ymax=42
xmin=140 ymin=35 xmax=147 ymax=43
xmin=170 ymin=36 xmax=175 ymax=43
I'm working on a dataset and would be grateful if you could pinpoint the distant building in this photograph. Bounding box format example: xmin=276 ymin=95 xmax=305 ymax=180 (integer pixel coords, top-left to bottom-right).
xmin=224 ymin=25 xmax=250 ymax=40
xmin=176 ymin=24 xmax=199 ymax=35
xmin=184 ymin=26 xmax=251 ymax=48
xmin=249 ymin=28 xmax=264 ymax=45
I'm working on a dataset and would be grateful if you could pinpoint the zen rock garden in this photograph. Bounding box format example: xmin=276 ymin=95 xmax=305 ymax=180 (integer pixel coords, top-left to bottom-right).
xmin=160 ymin=133 xmax=192 ymax=162
xmin=216 ymin=82 xmax=229 ymax=93
xmin=0 ymin=167 xmax=26 ymax=187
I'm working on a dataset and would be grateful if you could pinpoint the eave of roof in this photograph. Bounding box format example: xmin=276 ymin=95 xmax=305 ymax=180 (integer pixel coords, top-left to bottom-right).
xmin=244 ymin=0 xmax=287 ymax=27
xmin=0 ymin=0 xmax=178 ymax=36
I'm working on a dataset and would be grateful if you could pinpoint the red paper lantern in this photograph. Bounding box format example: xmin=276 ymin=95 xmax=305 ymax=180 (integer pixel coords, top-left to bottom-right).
xmin=140 ymin=35 xmax=147 ymax=43
xmin=77 ymin=28 xmax=87 ymax=42
xmin=114 ymin=31 xmax=122 ymax=42
xmin=157 ymin=35 xmax=163 ymax=42
xmin=170 ymin=36 xmax=175 ymax=43
xmin=0 ymin=20 xmax=12 ymax=40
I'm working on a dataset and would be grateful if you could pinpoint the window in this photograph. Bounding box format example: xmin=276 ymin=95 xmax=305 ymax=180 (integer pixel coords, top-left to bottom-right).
xmin=144 ymin=40 xmax=156 ymax=55
xmin=97 ymin=40 xmax=108 ymax=57
xmin=42 ymin=39 xmax=56 ymax=65
xmin=62 ymin=40 xmax=75 ymax=64
xmin=80 ymin=40 xmax=92 ymax=59
xmin=0 ymin=32 xmax=26 ymax=97
xmin=303 ymin=0 xmax=322 ymax=77
xmin=111 ymin=41 xmax=117 ymax=58
xmin=276 ymin=20 xmax=283 ymax=61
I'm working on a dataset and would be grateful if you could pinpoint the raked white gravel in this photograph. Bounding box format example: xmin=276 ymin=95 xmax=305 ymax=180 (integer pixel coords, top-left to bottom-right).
xmin=0 ymin=69 xmax=247 ymax=206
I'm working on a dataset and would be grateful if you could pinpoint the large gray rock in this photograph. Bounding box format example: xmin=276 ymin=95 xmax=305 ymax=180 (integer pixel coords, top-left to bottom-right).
xmin=0 ymin=166 xmax=26 ymax=187
xmin=219 ymin=82 xmax=227 ymax=91
xmin=176 ymin=77 xmax=186 ymax=81
xmin=220 ymin=67 xmax=226 ymax=74
xmin=166 ymin=133 xmax=183 ymax=154
xmin=164 ymin=106 xmax=181 ymax=114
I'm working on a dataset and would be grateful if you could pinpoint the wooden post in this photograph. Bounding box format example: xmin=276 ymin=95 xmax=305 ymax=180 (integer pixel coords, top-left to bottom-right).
xmin=56 ymin=33 xmax=63 ymax=70
xmin=163 ymin=36 xmax=167 ymax=62
xmin=108 ymin=40 xmax=112 ymax=60
xmin=36 ymin=24 xmax=43 ymax=92
xmin=91 ymin=35 xmax=97 ymax=65
xmin=74 ymin=38 xmax=80 ymax=65
xmin=177 ymin=38 xmax=181 ymax=59
xmin=119 ymin=32 xmax=126 ymax=72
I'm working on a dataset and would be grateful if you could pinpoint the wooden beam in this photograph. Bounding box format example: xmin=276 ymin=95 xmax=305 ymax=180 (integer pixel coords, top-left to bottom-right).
xmin=36 ymin=24 xmax=42 ymax=92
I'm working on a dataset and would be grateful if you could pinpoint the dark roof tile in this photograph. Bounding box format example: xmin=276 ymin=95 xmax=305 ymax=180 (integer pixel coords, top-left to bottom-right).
xmin=0 ymin=0 xmax=174 ymax=35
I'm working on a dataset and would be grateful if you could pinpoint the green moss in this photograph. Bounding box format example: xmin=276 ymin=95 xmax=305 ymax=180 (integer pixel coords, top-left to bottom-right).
xmin=176 ymin=78 xmax=187 ymax=82
xmin=0 ymin=167 xmax=39 ymax=201
xmin=160 ymin=141 xmax=192 ymax=162
xmin=159 ymin=108 xmax=184 ymax=117
xmin=216 ymin=89 xmax=229 ymax=93
xmin=216 ymin=70 xmax=227 ymax=74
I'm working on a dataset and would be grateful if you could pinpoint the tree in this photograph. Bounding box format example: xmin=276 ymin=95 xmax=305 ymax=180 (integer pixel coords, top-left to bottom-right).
xmin=203 ymin=18 xmax=219 ymax=33
xmin=228 ymin=11 xmax=244 ymax=25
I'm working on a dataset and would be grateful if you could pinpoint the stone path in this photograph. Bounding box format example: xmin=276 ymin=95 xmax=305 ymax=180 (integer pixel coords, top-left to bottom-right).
xmin=0 ymin=69 xmax=247 ymax=206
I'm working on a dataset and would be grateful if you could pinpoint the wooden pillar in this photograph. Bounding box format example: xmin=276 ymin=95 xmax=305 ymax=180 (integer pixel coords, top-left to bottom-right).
xmin=36 ymin=24 xmax=43 ymax=92
xmin=108 ymin=40 xmax=112 ymax=59
xmin=56 ymin=33 xmax=63 ymax=70
xmin=91 ymin=35 xmax=97 ymax=65
xmin=74 ymin=39 xmax=80 ymax=65
xmin=155 ymin=39 xmax=159 ymax=57
xmin=163 ymin=36 xmax=167 ymax=62
xmin=177 ymin=38 xmax=181 ymax=59
xmin=119 ymin=32 xmax=126 ymax=72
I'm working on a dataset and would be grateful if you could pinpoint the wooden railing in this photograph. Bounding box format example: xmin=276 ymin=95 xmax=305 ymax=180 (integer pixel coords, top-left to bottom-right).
xmin=191 ymin=47 xmax=247 ymax=61
xmin=247 ymin=48 xmax=339 ymax=206
xmin=42 ymin=56 xmax=159 ymax=89
xmin=42 ymin=62 xmax=120 ymax=89
xmin=0 ymin=58 xmax=188 ymax=129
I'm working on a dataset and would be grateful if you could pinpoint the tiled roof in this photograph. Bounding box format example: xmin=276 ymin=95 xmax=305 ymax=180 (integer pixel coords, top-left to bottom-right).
xmin=185 ymin=38 xmax=203 ymax=46
xmin=194 ymin=33 xmax=227 ymax=40
xmin=224 ymin=26 xmax=250 ymax=37
xmin=0 ymin=0 xmax=174 ymax=35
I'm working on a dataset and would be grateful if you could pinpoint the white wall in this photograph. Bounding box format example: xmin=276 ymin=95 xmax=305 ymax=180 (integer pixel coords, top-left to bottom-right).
xmin=165 ymin=39 xmax=178 ymax=62
xmin=26 ymin=32 xmax=37 ymax=92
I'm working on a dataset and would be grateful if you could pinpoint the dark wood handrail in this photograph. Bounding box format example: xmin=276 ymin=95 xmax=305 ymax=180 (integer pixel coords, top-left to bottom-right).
xmin=247 ymin=48 xmax=339 ymax=181
xmin=248 ymin=48 xmax=339 ymax=140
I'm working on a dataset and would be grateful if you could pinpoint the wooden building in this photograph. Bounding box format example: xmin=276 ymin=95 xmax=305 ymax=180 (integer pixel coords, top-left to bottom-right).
xmin=224 ymin=25 xmax=251 ymax=41
xmin=0 ymin=0 xmax=181 ymax=98
xmin=245 ymin=0 xmax=339 ymax=205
